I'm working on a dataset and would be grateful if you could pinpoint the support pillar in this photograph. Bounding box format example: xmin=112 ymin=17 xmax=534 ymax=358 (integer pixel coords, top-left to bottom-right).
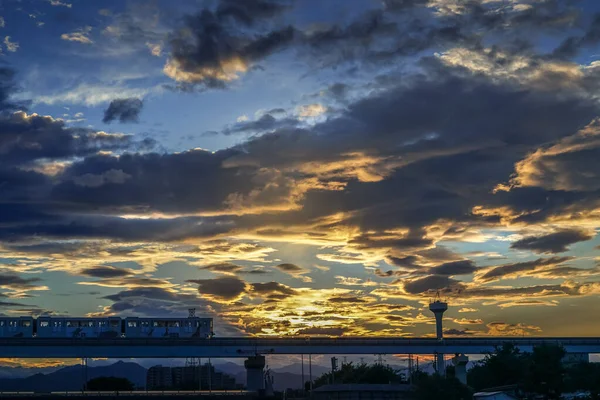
xmin=452 ymin=354 xmax=468 ymax=385
xmin=245 ymin=355 xmax=265 ymax=392
xmin=81 ymin=357 xmax=88 ymax=391
xmin=435 ymin=352 xmax=445 ymax=376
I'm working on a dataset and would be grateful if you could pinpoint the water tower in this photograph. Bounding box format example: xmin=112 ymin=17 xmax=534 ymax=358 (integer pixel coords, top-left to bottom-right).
xmin=429 ymin=291 xmax=448 ymax=375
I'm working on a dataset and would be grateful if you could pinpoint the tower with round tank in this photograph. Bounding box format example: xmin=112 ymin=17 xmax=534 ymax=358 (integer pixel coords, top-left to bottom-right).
xmin=429 ymin=292 xmax=448 ymax=375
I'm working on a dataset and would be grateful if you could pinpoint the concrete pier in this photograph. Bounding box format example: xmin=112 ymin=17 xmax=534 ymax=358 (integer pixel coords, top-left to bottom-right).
xmin=452 ymin=354 xmax=469 ymax=385
xmin=244 ymin=355 xmax=265 ymax=391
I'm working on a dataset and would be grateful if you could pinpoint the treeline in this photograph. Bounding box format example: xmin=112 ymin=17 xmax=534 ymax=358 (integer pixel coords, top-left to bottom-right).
xmin=310 ymin=344 xmax=600 ymax=400
xmin=468 ymin=343 xmax=600 ymax=399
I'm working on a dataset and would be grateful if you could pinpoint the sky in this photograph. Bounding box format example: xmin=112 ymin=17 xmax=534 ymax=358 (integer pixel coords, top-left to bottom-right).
xmin=0 ymin=0 xmax=600 ymax=346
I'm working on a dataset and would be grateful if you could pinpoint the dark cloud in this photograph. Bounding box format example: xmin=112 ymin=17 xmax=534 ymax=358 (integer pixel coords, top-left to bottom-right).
xmin=511 ymin=229 xmax=594 ymax=254
xmin=79 ymin=266 xmax=134 ymax=278
xmin=477 ymin=257 xmax=573 ymax=283
xmin=328 ymin=296 xmax=367 ymax=304
xmin=275 ymin=263 xmax=303 ymax=273
xmin=201 ymin=262 xmax=244 ymax=274
xmin=188 ymin=276 xmax=247 ymax=300
xmin=0 ymin=273 xmax=43 ymax=289
xmin=250 ymin=281 xmax=297 ymax=297
xmin=385 ymin=255 xmax=423 ymax=269
xmin=553 ymin=14 xmax=600 ymax=58
xmin=0 ymin=111 xmax=151 ymax=168
xmin=215 ymin=0 xmax=290 ymax=26
xmin=327 ymin=83 xmax=350 ymax=100
xmin=104 ymin=287 xmax=187 ymax=303
xmin=430 ymin=260 xmax=478 ymax=276
xmin=443 ymin=328 xmax=474 ymax=336
xmin=401 ymin=275 xmax=461 ymax=295
xmin=165 ymin=3 xmax=294 ymax=88
xmin=103 ymin=98 xmax=143 ymax=124
xmin=296 ymin=326 xmax=348 ymax=336
xmin=0 ymin=300 xmax=27 ymax=308
xmin=240 ymin=269 xmax=269 ymax=275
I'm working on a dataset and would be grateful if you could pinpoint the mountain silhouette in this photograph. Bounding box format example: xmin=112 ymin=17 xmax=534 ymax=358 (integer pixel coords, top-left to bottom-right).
xmin=0 ymin=361 xmax=147 ymax=392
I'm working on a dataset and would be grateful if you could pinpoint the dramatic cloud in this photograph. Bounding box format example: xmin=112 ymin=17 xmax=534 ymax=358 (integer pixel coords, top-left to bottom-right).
xmin=510 ymin=229 xmax=595 ymax=254
xmin=102 ymin=98 xmax=143 ymax=123
xmin=164 ymin=1 xmax=294 ymax=88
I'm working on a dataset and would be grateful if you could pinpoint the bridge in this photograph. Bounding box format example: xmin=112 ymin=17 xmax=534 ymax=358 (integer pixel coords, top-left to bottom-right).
xmin=0 ymin=337 xmax=599 ymax=358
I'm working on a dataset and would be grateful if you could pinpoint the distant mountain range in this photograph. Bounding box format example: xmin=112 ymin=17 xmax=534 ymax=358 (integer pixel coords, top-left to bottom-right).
xmin=0 ymin=361 xmax=313 ymax=392
xmin=0 ymin=361 xmax=147 ymax=392
xmin=0 ymin=360 xmax=444 ymax=392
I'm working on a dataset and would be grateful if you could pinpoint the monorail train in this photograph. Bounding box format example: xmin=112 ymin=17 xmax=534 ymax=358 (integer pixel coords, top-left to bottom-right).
xmin=0 ymin=316 xmax=214 ymax=339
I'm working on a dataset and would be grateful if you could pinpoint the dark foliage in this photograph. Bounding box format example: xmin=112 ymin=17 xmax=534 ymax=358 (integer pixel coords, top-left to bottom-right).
xmin=86 ymin=376 xmax=135 ymax=391
xmin=413 ymin=372 xmax=472 ymax=400
xmin=467 ymin=343 xmax=600 ymax=399
xmin=312 ymin=362 xmax=404 ymax=387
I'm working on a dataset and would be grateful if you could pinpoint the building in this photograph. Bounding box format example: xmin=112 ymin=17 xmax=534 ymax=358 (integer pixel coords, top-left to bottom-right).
xmin=146 ymin=364 xmax=239 ymax=390
xmin=146 ymin=365 xmax=172 ymax=390
xmin=313 ymin=384 xmax=413 ymax=400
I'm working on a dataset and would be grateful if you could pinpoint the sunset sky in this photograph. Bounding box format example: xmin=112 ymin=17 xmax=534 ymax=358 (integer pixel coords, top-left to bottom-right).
xmin=1 ymin=0 xmax=600 ymax=340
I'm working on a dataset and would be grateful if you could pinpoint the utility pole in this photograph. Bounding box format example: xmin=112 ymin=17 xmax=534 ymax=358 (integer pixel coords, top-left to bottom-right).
xmin=309 ymin=354 xmax=312 ymax=396
xmin=331 ymin=357 xmax=338 ymax=385
xmin=208 ymin=358 xmax=212 ymax=393
xmin=301 ymin=354 xmax=305 ymax=396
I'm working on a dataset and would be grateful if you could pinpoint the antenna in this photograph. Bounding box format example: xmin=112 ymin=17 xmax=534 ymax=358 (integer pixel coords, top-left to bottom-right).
xmin=188 ymin=308 xmax=196 ymax=318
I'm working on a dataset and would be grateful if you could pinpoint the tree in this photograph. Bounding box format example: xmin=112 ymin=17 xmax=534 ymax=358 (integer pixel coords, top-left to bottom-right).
xmin=524 ymin=344 xmax=566 ymax=399
xmin=414 ymin=374 xmax=472 ymax=400
xmin=86 ymin=376 xmax=135 ymax=391
xmin=467 ymin=343 xmax=529 ymax=390
xmin=312 ymin=362 xmax=402 ymax=388
xmin=565 ymin=362 xmax=600 ymax=399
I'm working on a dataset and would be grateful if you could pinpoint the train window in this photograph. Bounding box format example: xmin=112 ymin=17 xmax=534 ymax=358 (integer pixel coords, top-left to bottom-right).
xmin=87 ymin=321 xmax=94 ymax=327
xmin=128 ymin=321 xmax=137 ymax=328
xmin=154 ymin=321 xmax=165 ymax=327
xmin=40 ymin=321 xmax=49 ymax=327
xmin=98 ymin=321 xmax=106 ymax=327
xmin=67 ymin=321 xmax=75 ymax=327
xmin=9 ymin=321 xmax=17 ymax=327
xmin=110 ymin=320 xmax=119 ymax=327
xmin=0 ymin=321 xmax=4 ymax=326
xmin=21 ymin=320 xmax=31 ymax=327
xmin=141 ymin=321 xmax=150 ymax=327
xmin=54 ymin=321 xmax=62 ymax=327
xmin=168 ymin=321 xmax=179 ymax=327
